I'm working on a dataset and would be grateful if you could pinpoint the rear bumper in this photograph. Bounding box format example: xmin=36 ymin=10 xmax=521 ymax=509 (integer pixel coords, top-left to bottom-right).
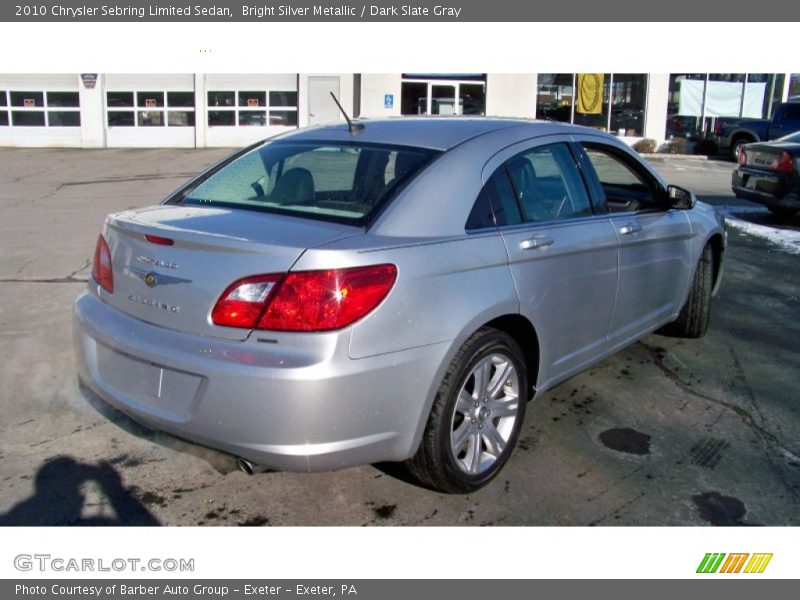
xmin=73 ymin=291 xmax=450 ymax=471
xmin=731 ymin=169 xmax=800 ymax=210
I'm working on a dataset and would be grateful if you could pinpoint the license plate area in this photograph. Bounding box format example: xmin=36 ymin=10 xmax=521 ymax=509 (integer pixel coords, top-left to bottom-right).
xmin=95 ymin=343 xmax=204 ymax=421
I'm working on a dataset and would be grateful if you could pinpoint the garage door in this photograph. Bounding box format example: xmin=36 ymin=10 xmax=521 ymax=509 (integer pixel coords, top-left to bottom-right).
xmin=204 ymin=74 xmax=298 ymax=147
xmin=0 ymin=74 xmax=82 ymax=148
xmin=105 ymin=74 xmax=196 ymax=148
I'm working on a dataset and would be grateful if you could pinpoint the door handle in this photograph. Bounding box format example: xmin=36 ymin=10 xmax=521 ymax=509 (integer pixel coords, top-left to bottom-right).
xmin=619 ymin=223 xmax=643 ymax=235
xmin=520 ymin=236 xmax=554 ymax=250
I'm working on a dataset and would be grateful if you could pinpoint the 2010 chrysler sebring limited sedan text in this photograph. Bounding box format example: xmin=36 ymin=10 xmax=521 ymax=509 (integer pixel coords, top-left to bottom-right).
xmin=74 ymin=118 xmax=726 ymax=492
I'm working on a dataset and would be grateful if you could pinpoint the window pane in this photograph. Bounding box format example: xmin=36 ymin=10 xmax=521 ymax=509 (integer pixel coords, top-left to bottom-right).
xmin=0 ymin=93 xmax=6 ymax=107
xmin=10 ymin=92 xmax=44 ymax=107
xmin=11 ymin=111 xmax=45 ymax=126
xmin=573 ymin=74 xmax=610 ymax=130
xmin=0 ymin=112 xmax=8 ymax=126
xmin=167 ymin=111 xmax=195 ymax=127
xmin=137 ymin=92 xmax=164 ymax=108
xmin=790 ymin=74 xmax=800 ymax=98
xmin=610 ymin=74 xmax=647 ymax=137
xmin=466 ymin=169 xmax=521 ymax=230
xmin=48 ymin=111 xmax=80 ymax=126
xmin=583 ymin=146 xmax=659 ymax=212
xmin=107 ymin=111 xmax=135 ymax=127
xmin=208 ymin=91 xmax=235 ymax=107
xmin=47 ymin=92 xmax=80 ymax=107
xmin=536 ymin=74 xmax=573 ymax=122
xmin=238 ymin=91 xmax=266 ymax=107
xmin=107 ymin=92 xmax=134 ymax=107
xmin=401 ymin=82 xmax=427 ymax=115
xmin=460 ymin=84 xmax=485 ymax=116
xmin=208 ymin=110 xmax=235 ymax=126
xmin=167 ymin=91 xmax=195 ymax=107
xmin=183 ymin=142 xmax=439 ymax=226
xmin=507 ymin=144 xmax=592 ymax=222
xmin=137 ymin=111 xmax=164 ymax=126
xmin=431 ymin=85 xmax=456 ymax=115
xmin=665 ymin=74 xmax=705 ymax=139
xmin=269 ymin=91 xmax=297 ymax=107
xmin=269 ymin=110 xmax=298 ymax=126
xmin=239 ymin=110 xmax=266 ymax=126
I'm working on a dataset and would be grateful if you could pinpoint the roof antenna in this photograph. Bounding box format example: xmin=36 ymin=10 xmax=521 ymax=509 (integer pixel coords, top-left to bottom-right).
xmin=330 ymin=92 xmax=363 ymax=133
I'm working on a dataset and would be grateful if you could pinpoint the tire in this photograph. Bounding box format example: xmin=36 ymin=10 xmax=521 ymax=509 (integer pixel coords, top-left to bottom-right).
xmin=767 ymin=206 xmax=798 ymax=219
xmin=663 ymin=244 xmax=713 ymax=338
xmin=405 ymin=327 xmax=528 ymax=493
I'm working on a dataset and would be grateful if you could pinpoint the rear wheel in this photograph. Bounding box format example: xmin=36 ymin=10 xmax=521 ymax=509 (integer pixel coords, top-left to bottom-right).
xmin=662 ymin=244 xmax=713 ymax=338
xmin=767 ymin=206 xmax=798 ymax=219
xmin=406 ymin=327 xmax=528 ymax=493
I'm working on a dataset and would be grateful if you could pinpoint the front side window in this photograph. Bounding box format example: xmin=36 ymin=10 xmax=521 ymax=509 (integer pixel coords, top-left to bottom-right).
xmin=505 ymin=143 xmax=592 ymax=223
xmin=179 ymin=142 xmax=439 ymax=226
xmin=582 ymin=144 xmax=662 ymax=212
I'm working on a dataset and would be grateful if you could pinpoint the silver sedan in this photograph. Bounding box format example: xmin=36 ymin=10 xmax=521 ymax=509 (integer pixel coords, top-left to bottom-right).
xmin=73 ymin=118 xmax=726 ymax=492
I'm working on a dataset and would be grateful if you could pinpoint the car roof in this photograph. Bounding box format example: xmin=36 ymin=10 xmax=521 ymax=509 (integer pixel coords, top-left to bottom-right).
xmin=274 ymin=117 xmax=588 ymax=151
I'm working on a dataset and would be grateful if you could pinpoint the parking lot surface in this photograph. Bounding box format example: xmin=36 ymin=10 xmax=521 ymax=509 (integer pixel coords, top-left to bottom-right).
xmin=0 ymin=148 xmax=798 ymax=526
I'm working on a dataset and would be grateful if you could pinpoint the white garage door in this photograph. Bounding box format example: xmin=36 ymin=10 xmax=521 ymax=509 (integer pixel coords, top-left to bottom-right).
xmin=204 ymin=74 xmax=298 ymax=147
xmin=0 ymin=74 xmax=82 ymax=148
xmin=104 ymin=74 xmax=196 ymax=148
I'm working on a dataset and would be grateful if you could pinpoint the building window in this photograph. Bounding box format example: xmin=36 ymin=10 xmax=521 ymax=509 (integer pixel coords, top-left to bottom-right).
xmin=536 ymin=74 xmax=574 ymax=123
xmin=665 ymin=73 xmax=784 ymax=139
xmin=537 ymin=74 xmax=646 ymax=136
xmin=207 ymin=89 xmax=298 ymax=127
xmin=107 ymin=90 xmax=195 ymax=128
xmin=400 ymin=75 xmax=487 ymax=116
xmin=573 ymin=74 xmax=610 ymax=131
xmin=610 ymin=74 xmax=647 ymax=137
xmin=0 ymin=91 xmax=7 ymax=126
xmin=2 ymin=90 xmax=80 ymax=127
xmin=789 ymin=74 xmax=800 ymax=99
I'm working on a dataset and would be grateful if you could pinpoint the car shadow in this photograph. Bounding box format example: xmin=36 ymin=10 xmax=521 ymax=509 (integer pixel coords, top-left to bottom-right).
xmin=78 ymin=378 xmax=239 ymax=475
xmin=0 ymin=456 xmax=160 ymax=526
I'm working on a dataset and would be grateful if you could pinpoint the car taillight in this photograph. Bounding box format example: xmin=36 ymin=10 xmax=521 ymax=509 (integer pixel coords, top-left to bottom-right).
xmin=211 ymin=274 xmax=283 ymax=329
xmin=774 ymin=151 xmax=794 ymax=173
xmin=737 ymin=147 xmax=747 ymax=166
xmin=211 ymin=264 xmax=397 ymax=332
xmin=91 ymin=234 xmax=114 ymax=293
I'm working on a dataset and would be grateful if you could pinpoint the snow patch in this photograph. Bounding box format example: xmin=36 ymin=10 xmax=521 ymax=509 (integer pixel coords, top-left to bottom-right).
xmin=724 ymin=214 xmax=800 ymax=255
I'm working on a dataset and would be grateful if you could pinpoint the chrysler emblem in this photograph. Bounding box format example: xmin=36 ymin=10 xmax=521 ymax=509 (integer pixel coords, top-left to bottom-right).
xmin=124 ymin=265 xmax=192 ymax=287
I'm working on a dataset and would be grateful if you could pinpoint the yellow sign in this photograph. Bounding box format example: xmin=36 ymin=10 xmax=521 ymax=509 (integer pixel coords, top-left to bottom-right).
xmin=576 ymin=74 xmax=604 ymax=114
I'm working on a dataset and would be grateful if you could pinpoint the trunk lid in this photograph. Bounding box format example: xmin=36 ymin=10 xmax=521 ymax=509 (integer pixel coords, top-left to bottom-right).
xmin=101 ymin=205 xmax=360 ymax=341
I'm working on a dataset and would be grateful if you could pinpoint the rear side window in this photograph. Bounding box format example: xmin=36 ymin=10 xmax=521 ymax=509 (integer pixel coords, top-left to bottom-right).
xmin=466 ymin=169 xmax=522 ymax=230
xmin=181 ymin=141 xmax=439 ymax=226
xmin=505 ymin=143 xmax=592 ymax=222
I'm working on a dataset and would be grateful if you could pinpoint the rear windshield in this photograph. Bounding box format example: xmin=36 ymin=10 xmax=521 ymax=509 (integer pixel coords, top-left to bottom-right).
xmin=178 ymin=140 xmax=439 ymax=226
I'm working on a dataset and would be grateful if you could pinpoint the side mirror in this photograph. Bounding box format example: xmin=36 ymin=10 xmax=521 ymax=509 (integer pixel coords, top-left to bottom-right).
xmin=667 ymin=184 xmax=697 ymax=210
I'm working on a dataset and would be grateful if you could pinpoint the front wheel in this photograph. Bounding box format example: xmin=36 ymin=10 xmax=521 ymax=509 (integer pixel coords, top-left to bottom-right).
xmin=661 ymin=244 xmax=713 ymax=338
xmin=406 ymin=327 xmax=528 ymax=493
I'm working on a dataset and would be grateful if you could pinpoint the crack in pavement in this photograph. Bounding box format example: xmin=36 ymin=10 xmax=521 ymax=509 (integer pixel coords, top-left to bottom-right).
xmin=639 ymin=340 xmax=800 ymax=498
xmin=588 ymin=491 xmax=646 ymax=526
xmin=0 ymin=259 xmax=90 ymax=285
xmin=59 ymin=173 xmax=196 ymax=187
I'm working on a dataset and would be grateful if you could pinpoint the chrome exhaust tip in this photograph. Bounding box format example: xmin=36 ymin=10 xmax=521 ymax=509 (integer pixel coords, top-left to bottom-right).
xmin=237 ymin=457 xmax=258 ymax=475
